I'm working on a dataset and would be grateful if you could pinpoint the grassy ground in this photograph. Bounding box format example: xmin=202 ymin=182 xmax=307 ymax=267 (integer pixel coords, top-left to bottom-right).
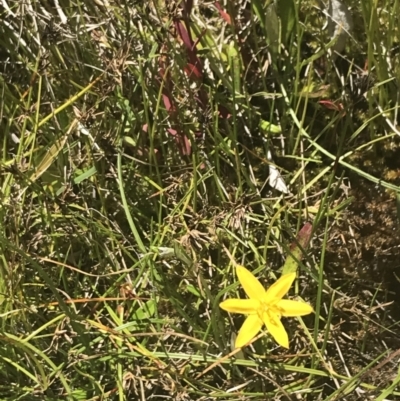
xmin=1 ymin=0 xmax=400 ymax=400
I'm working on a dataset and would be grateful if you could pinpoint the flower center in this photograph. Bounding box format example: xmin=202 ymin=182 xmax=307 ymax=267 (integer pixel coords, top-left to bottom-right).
xmin=257 ymin=300 xmax=281 ymax=322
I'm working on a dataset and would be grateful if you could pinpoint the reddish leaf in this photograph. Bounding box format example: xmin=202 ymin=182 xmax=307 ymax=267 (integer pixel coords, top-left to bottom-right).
xmin=174 ymin=19 xmax=203 ymax=78
xmin=290 ymin=222 xmax=312 ymax=253
xmin=318 ymin=100 xmax=345 ymax=113
xmin=175 ymin=20 xmax=193 ymax=51
xmin=184 ymin=62 xmax=202 ymax=79
xmin=180 ymin=135 xmax=191 ymax=155
xmin=215 ymin=1 xmax=232 ymax=24
xmin=282 ymin=222 xmax=313 ymax=275
xmin=162 ymin=94 xmax=176 ymax=113
xmin=167 ymin=128 xmax=178 ymax=136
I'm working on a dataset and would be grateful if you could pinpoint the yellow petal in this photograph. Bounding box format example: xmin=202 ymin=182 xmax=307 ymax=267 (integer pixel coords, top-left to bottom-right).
xmin=263 ymin=312 xmax=289 ymax=348
xmin=219 ymin=299 xmax=260 ymax=314
xmin=276 ymin=299 xmax=314 ymax=317
xmin=235 ymin=314 xmax=263 ymax=348
xmin=264 ymin=272 xmax=296 ymax=303
xmin=236 ymin=265 xmax=265 ymax=301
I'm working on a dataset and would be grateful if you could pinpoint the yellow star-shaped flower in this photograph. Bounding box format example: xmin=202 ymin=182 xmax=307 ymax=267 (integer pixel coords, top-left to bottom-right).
xmin=220 ymin=266 xmax=313 ymax=348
